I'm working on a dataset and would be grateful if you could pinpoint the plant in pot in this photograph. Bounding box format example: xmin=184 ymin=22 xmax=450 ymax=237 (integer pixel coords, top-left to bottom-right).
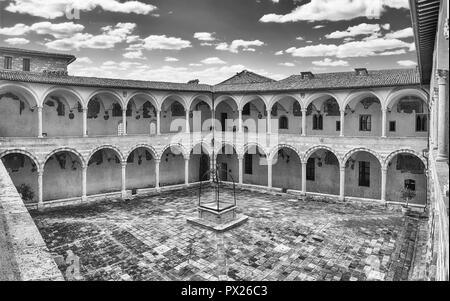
xmin=400 ymin=188 xmax=416 ymax=214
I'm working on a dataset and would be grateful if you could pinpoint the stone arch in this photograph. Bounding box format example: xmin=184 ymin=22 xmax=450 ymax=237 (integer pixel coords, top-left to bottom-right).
xmin=214 ymin=95 xmax=239 ymax=111
xmin=304 ymin=91 xmax=341 ymax=110
xmin=124 ymin=91 xmax=158 ymax=110
xmin=243 ymin=142 xmax=268 ymax=157
xmin=124 ymin=144 xmax=158 ymax=162
xmin=44 ymin=148 xmax=86 ymax=169
xmin=0 ymin=82 xmax=39 ymax=108
xmin=0 ymin=149 xmax=40 ymax=171
xmin=239 ymin=94 xmax=268 ymax=111
xmin=189 ymin=94 xmax=213 ymax=111
xmin=268 ymin=94 xmax=303 ymax=111
xmin=383 ymin=149 xmax=427 ymax=170
xmin=304 ymin=145 xmax=340 ymax=165
xmin=87 ymin=89 xmax=124 ymax=108
xmin=385 ymin=88 xmax=429 ymax=111
xmin=87 ymin=145 xmax=125 ymax=163
xmin=189 ymin=142 xmax=212 ymax=157
xmin=214 ymin=142 xmax=239 ymax=159
xmin=269 ymin=144 xmax=301 ymax=161
xmin=42 ymin=86 xmax=85 ymax=109
xmin=160 ymin=93 xmax=188 ymax=111
xmin=159 ymin=143 xmax=187 ymax=160
xmin=342 ymin=148 xmax=382 ymax=166
xmin=342 ymin=90 xmax=384 ymax=110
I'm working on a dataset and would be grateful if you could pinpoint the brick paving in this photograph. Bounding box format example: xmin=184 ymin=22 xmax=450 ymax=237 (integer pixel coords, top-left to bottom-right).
xmin=31 ymin=188 xmax=423 ymax=281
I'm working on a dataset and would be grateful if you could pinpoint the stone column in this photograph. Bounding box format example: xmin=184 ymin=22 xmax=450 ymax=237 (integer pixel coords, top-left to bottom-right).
xmin=82 ymin=165 xmax=87 ymax=202
xmin=339 ymin=166 xmax=345 ymax=201
xmin=185 ymin=110 xmax=190 ymax=133
xmin=381 ymin=167 xmax=387 ymax=203
xmin=340 ymin=109 xmax=345 ymax=137
xmin=185 ymin=157 xmax=189 ymax=185
xmin=37 ymin=106 xmax=43 ymax=138
xmin=437 ymin=70 xmax=449 ymax=162
xmin=301 ymin=109 xmax=307 ymax=136
xmin=157 ymin=109 xmax=161 ymax=135
xmin=433 ymin=91 xmax=439 ymax=149
xmin=121 ymin=162 xmax=127 ymax=198
xmin=267 ymin=158 xmax=273 ymax=189
xmin=155 ymin=159 xmax=160 ymax=189
xmin=211 ymin=109 xmax=216 ymax=133
xmin=82 ymin=108 xmax=88 ymax=137
xmin=301 ymin=161 xmax=307 ymax=195
xmin=122 ymin=109 xmax=127 ymax=136
xmin=381 ymin=108 xmax=387 ymax=138
xmin=266 ymin=109 xmax=272 ymax=135
xmin=238 ymin=109 xmax=243 ymax=133
xmin=238 ymin=155 xmax=243 ymax=185
xmin=38 ymin=169 xmax=44 ymax=209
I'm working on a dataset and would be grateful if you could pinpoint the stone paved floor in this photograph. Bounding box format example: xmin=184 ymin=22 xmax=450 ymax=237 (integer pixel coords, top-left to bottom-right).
xmin=31 ymin=188 xmax=423 ymax=281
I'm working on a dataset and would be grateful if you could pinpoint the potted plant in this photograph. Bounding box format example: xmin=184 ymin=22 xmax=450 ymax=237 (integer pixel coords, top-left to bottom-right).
xmin=400 ymin=188 xmax=416 ymax=214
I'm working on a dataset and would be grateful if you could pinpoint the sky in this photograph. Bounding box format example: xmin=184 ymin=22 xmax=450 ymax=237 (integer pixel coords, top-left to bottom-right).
xmin=0 ymin=0 xmax=418 ymax=84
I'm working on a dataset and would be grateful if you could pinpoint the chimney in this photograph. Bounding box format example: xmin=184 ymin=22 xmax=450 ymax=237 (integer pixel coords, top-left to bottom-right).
xmin=187 ymin=79 xmax=199 ymax=85
xmin=301 ymin=71 xmax=314 ymax=79
xmin=355 ymin=68 xmax=368 ymax=76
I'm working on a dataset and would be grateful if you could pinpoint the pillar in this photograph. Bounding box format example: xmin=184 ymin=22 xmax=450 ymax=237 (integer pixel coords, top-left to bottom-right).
xmin=433 ymin=91 xmax=439 ymax=149
xmin=238 ymin=155 xmax=243 ymax=185
xmin=340 ymin=109 xmax=345 ymax=137
xmin=37 ymin=169 xmax=43 ymax=209
xmin=121 ymin=162 xmax=127 ymax=198
xmin=301 ymin=161 xmax=307 ymax=195
xmin=157 ymin=109 xmax=161 ymax=135
xmin=301 ymin=109 xmax=307 ymax=136
xmin=211 ymin=109 xmax=216 ymax=133
xmin=437 ymin=70 xmax=448 ymax=162
xmin=185 ymin=157 xmax=189 ymax=185
xmin=381 ymin=167 xmax=387 ymax=203
xmin=185 ymin=110 xmax=190 ymax=134
xmin=82 ymin=108 xmax=88 ymax=137
xmin=82 ymin=165 xmax=87 ymax=202
xmin=122 ymin=109 xmax=127 ymax=136
xmin=381 ymin=108 xmax=387 ymax=138
xmin=267 ymin=109 xmax=272 ymax=135
xmin=339 ymin=166 xmax=345 ymax=201
xmin=238 ymin=109 xmax=243 ymax=133
xmin=37 ymin=106 xmax=43 ymax=138
xmin=267 ymin=158 xmax=273 ymax=189
xmin=155 ymin=159 xmax=160 ymax=189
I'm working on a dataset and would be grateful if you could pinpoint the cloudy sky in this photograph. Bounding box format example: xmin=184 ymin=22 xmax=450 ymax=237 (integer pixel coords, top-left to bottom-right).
xmin=0 ymin=0 xmax=417 ymax=84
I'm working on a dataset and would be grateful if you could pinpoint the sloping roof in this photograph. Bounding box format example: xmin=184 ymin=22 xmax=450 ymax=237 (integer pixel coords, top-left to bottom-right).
xmin=213 ymin=69 xmax=421 ymax=93
xmin=0 ymin=70 xmax=212 ymax=92
xmin=217 ymin=70 xmax=276 ymax=85
xmin=0 ymin=47 xmax=76 ymax=64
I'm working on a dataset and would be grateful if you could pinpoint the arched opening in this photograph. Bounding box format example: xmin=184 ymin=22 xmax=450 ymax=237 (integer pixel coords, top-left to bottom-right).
xmin=387 ymin=95 xmax=429 ymax=137
xmin=126 ymin=95 xmax=158 ymax=135
xmin=43 ymin=90 xmax=83 ymax=137
xmin=272 ymin=147 xmax=302 ymax=191
xmin=344 ymin=94 xmax=382 ymax=137
xmin=189 ymin=144 xmax=210 ymax=183
xmin=216 ymin=144 xmax=239 ymax=182
xmin=87 ymin=92 xmax=123 ymax=136
xmin=386 ymin=153 xmax=426 ymax=205
xmin=87 ymin=148 xmax=122 ymax=195
xmin=243 ymin=145 xmax=268 ymax=186
xmin=1 ymin=153 xmax=38 ymax=204
xmin=189 ymin=98 xmax=212 ymax=133
xmin=160 ymin=146 xmax=185 ymax=186
xmin=271 ymin=96 xmax=302 ymax=134
xmin=241 ymin=97 xmax=266 ymax=134
xmin=160 ymin=96 xmax=187 ymax=134
xmin=126 ymin=147 xmax=156 ymax=191
xmin=215 ymin=97 xmax=238 ymax=132
xmin=306 ymin=96 xmax=340 ymax=136
xmin=43 ymin=151 xmax=82 ymax=201
xmin=344 ymin=151 xmax=381 ymax=199
xmin=0 ymin=86 xmax=38 ymax=137
xmin=305 ymin=149 xmax=340 ymax=195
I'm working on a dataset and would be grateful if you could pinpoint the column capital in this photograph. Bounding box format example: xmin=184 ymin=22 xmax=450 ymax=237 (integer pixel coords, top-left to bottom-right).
xmin=37 ymin=106 xmax=43 ymax=112
xmin=237 ymin=154 xmax=244 ymax=161
xmin=339 ymin=166 xmax=346 ymax=172
xmin=436 ymin=69 xmax=449 ymax=82
xmin=37 ymin=169 xmax=44 ymax=177
xmin=121 ymin=161 xmax=127 ymax=168
xmin=381 ymin=166 xmax=388 ymax=173
xmin=154 ymin=158 xmax=161 ymax=164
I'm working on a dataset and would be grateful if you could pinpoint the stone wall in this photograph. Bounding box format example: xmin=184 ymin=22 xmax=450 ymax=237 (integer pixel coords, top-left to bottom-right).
xmin=0 ymin=52 xmax=68 ymax=73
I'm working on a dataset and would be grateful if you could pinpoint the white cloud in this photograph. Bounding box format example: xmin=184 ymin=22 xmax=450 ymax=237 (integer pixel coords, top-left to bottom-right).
xmin=382 ymin=23 xmax=391 ymax=30
xmin=397 ymin=60 xmax=417 ymax=67
xmin=216 ymin=39 xmax=264 ymax=53
xmin=279 ymin=62 xmax=295 ymax=67
xmin=75 ymin=57 xmax=93 ymax=64
xmin=30 ymin=22 xmax=85 ymax=38
xmin=259 ymin=0 xmax=409 ymax=23
xmin=4 ymin=37 xmax=30 ymax=45
xmin=313 ymin=25 xmax=325 ymax=29
xmin=286 ymin=37 xmax=412 ymax=58
xmin=189 ymin=63 xmax=202 ymax=67
xmin=325 ymin=23 xmax=381 ymax=39
xmin=123 ymin=49 xmax=145 ymax=60
xmin=193 ymin=32 xmax=216 ymax=41
xmin=0 ymin=23 xmax=31 ymax=36
xmin=275 ymin=50 xmax=284 ymax=55
xmin=377 ymin=49 xmax=406 ymax=56
xmin=296 ymin=36 xmax=304 ymax=40
xmin=165 ymin=57 xmax=179 ymax=62
xmin=200 ymin=57 xmax=226 ymax=65
xmin=312 ymin=58 xmax=349 ymax=66
xmin=5 ymin=0 xmax=157 ymax=19
xmin=141 ymin=35 xmax=192 ymax=50
xmin=385 ymin=27 xmax=413 ymax=39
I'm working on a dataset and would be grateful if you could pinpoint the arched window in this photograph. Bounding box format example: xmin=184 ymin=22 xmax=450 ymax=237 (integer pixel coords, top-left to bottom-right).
xmin=313 ymin=114 xmax=323 ymax=130
xmin=416 ymin=114 xmax=427 ymax=132
xmin=279 ymin=116 xmax=288 ymax=129
xmin=171 ymin=102 xmax=185 ymax=117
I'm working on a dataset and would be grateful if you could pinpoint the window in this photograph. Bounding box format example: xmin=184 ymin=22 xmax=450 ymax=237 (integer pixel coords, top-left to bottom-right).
xmin=306 ymin=158 xmax=315 ymax=181
xmin=4 ymin=56 xmax=12 ymax=69
xmin=358 ymin=161 xmax=370 ymax=187
xmin=279 ymin=116 xmax=288 ymax=129
xmin=242 ymin=103 xmax=251 ymax=116
xmin=404 ymin=179 xmax=416 ymax=191
xmin=23 ymin=58 xmax=30 ymax=71
xmin=244 ymin=153 xmax=253 ymax=175
xmin=313 ymin=114 xmax=323 ymax=130
xmin=336 ymin=121 xmax=341 ymax=132
xmin=359 ymin=115 xmax=372 ymax=131
xmin=389 ymin=121 xmax=396 ymax=132
xmin=416 ymin=114 xmax=427 ymax=132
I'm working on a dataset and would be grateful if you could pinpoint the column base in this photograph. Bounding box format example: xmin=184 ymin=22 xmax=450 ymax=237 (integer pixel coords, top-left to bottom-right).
xmin=81 ymin=196 xmax=88 ymax=202
xmin=121 ymin=191 xmax=128 ymax=199
xmin=339 ymin=196 xmax=345 ymax=202
xmin=37 ymin=202 xmax=45 ymax=211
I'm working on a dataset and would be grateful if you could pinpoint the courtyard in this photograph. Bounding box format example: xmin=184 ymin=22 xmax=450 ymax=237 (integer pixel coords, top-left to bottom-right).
xmin=31 ymin=188 xmax=422 ymax=281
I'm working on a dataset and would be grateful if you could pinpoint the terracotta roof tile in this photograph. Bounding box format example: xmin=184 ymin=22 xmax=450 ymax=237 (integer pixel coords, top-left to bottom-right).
xmin=217 ymin=70 xmax=276 ymax=85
